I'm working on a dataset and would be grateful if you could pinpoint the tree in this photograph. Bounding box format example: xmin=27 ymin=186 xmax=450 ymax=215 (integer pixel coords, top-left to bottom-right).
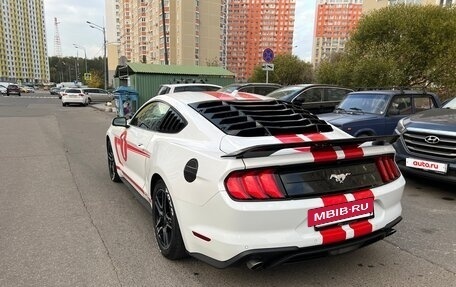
xmin=85 ymin=70 xmax=104 ymax=88
xmin=316 ymin=5 xmax=456 ymax=98
xmin=249 ymin=53 xmax=313 ymax=85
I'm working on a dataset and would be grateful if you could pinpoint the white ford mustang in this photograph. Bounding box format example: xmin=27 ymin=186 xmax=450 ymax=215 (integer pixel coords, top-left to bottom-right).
xmin=106 ymin=91 xmax=404 ymax=269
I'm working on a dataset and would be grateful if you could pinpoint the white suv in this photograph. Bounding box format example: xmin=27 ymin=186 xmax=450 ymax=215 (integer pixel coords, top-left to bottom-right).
xmin=61 ymin=88 xmax=89 ymax=106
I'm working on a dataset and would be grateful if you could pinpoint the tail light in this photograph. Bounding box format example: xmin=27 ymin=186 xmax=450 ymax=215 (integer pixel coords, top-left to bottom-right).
xmin=225 ymin=169 xmax=285 ymax=200
xmin=79 ymin=93 xmax=85 ymax=97
xmin=376 ymin=155 xmax=400 ymax=183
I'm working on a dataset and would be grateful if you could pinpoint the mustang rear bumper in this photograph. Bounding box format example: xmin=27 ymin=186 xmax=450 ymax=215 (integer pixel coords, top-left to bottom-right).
xmin=189 ymin=216 xmax=402 ymax=269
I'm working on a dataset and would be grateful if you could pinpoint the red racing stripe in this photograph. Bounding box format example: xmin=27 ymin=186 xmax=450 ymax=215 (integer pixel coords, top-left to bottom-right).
xmin=349 ymin=220 xmax=372 ymax=238
xmin=350 ymin=189 xmax=374 ymax=237
xmin=126 ymin=143 xmax=150 ymax=158
xmin=275 ymin=134 xmax=310 ymax=152
xmin=306 ymin=133 xmax=338 ymax=162
xmin=203 ymin=91 xmax=236 ymax=100
xmin=235 ymin=92 xmax=261 ymax=99
xmin=341 ymin=145 xmax=364 ymax=159
xmin=319 ymin=193 xmax=348 ymax=245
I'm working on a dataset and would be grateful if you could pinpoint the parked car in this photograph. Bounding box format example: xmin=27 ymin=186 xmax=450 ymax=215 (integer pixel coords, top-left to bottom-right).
xmin=393 ymin=97 xmax=456 ymax=183
xmin=83 ymin=88 xmax=113 ymax=103
xmin=218 ymin=82 xmax=282 ymax=96
xmin=0 ymin=84 xmax=7 ymax=95
xmin=20 ymin=86 xmax=35 ymax=93
xmin=61 ymin=88 xmax=89 ymax=106
xmin=6 ymin=84 xmax=21 ymax=96
xmin=266 ymin=84 xmax=353 ymax=114
xmin=318 ymin=90 xmax=441 ymax=137
xmin=157 ymin=83 xmax=222 ymax=95
xmin=106 ymin=90 xmax=404 ymax=269
xmin=49 ymin=87 xmax=61 ymax=95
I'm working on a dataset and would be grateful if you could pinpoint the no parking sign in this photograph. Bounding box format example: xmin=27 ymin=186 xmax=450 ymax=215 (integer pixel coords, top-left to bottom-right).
xmin=263 ymin=48 xmax=274 ymax=63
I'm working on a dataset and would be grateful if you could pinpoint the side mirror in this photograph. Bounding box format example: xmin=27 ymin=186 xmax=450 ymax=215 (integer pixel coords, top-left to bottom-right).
xmin=112 ymin=117 xmax=129 ymax=127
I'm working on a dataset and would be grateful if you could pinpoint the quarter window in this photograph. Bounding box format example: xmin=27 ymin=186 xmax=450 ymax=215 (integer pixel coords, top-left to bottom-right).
xmin=413 ymin=96 xmax=436 ymax=112
xmin=296 ymin=88 xmax=323 ymax=102
xmin=389 ymin=96 xmax=412 ymax=115
xmin=130 ymin=102 xmax=170 ymax=131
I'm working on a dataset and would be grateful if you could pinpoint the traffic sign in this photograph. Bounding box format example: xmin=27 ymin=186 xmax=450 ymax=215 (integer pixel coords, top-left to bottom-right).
xmin=263 ymin=48 xmax=274 ymax=63
xmin=262 ymin=63 xmax=274 ymax=71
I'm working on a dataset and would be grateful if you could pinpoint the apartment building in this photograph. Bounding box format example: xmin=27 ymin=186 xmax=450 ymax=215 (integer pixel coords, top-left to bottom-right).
xmin=225 ymin=0 xmax=296 ymax=81
xmin=0 ymin=0 xmax=49 ymax=84
xmin=312 ymin=0 xmax=363 ymax=68
xmin=107 ymin=0 xmax=222 ymax=70
xmin=107 ymin=0 xmax=296 ymax=82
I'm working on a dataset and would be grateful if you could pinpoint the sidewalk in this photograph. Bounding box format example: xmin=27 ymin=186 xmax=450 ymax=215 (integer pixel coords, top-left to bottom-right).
xmin=91 ymin=101 xmax=117 ymax=114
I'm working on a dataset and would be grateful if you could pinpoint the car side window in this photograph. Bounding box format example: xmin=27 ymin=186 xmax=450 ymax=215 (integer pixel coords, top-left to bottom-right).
xmin=254 ymin=86 xmax=279 ymax=96
xmin=388 ymin=96 xmax=412 ymax=115
xmin=130 ymin=102 xmax=170 ymax=131
xmin=414 ymin=95 xmax=436 ymax=112
xmin=239 ymin=86 xmax=255 ymax=93
xmin=324 ymin=88 xmax=351 ymax=101
xmin=296 ymin=88 xmax=323 ymax=103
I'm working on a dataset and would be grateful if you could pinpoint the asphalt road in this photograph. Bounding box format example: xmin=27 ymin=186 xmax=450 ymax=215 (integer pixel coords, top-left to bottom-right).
xmin=0 ymin=92 xmax=454 ymax=286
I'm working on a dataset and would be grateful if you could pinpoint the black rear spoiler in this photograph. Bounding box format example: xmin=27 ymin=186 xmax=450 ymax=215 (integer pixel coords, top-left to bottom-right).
xmin=221 ymin=135 xmax=399 ymax=159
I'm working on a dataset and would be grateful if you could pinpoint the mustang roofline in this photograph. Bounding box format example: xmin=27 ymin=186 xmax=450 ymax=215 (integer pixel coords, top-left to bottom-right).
xmin=222 ymin=135 xmax=399 ymax=159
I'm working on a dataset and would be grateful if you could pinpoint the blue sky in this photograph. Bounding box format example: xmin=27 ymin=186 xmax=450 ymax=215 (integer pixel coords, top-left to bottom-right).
xmin=44 ymin=0 xmax=316 ymax=62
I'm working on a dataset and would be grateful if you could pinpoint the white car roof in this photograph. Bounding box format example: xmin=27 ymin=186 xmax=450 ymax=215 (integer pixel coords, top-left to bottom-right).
xmin=153 ymin=90 xmax=273 ymax=105
xmin=161 ymin=83 xmax=222 ymax=88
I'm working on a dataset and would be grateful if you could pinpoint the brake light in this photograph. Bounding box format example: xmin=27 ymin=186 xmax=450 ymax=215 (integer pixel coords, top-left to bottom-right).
xmin=225 ymin=169 xmax=285 ymax=200
xmin=376 ymin=155 xmax=400 ymax=183
xmin=79 ymin=93 xmax=84 ymax=97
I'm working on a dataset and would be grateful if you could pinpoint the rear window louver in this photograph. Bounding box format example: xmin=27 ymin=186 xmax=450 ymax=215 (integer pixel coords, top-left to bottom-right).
xmin=159 ymin=109 xmax=187 ymax=133
xmin=190 ymin=100 xmax=333 ymax=137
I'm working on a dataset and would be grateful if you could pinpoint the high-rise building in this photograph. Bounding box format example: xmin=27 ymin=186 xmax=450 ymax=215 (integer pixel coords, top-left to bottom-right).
xmin=107 ymin=0 xmax=296 ymax=82
xmin=312 ymin=0 xmax=363 ymax=68
xmin=0 ymin=0 xmax=49 ymax=84
xmin=107 ymin=0 xmax=223 ymax=69
xmin=225 ymin=0 xmax=296 ymax=81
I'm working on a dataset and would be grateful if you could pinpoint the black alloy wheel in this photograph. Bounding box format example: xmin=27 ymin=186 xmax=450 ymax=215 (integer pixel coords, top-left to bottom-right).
xmin=152 ymin=180 xmax=187 ymax=260
xmin=107 ymin=140 xmax=121 ymax=182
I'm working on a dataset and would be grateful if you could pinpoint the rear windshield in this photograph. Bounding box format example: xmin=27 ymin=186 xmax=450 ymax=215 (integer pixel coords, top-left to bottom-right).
xmin=174 ymin=85 xmax=220 ymax=92
xmin=66 ymin=89 xmax=82 ymax=93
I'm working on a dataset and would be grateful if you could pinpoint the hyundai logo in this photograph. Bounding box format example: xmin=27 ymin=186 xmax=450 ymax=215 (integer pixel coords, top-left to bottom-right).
xmin=424 ymin=135 xmax=440 ymax=144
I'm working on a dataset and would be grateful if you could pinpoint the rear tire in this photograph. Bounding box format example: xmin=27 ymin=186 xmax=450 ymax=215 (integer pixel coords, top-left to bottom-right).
xmin=152 ymin=180 xmax=187 ymax=260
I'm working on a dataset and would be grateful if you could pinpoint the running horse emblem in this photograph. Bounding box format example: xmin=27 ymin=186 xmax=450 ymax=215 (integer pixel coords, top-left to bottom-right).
xmin=330 ymin=173 xmax=351 ymax=184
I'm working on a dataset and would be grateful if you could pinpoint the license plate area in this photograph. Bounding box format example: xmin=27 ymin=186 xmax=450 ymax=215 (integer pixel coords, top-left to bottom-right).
xmin=308 ymin=197 xmax=374 ymax=228
xmin=406 ymin=158 xmax=447 ymax=174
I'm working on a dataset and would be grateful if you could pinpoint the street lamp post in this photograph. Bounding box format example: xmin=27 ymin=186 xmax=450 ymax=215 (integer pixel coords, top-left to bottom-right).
xmin=74 ymin=48 xmax=79 ymax=81
xmin=73 ymin=44 xmax=87 ymax=76
xmin=86 ymin=21 xmax=107 ymax=89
